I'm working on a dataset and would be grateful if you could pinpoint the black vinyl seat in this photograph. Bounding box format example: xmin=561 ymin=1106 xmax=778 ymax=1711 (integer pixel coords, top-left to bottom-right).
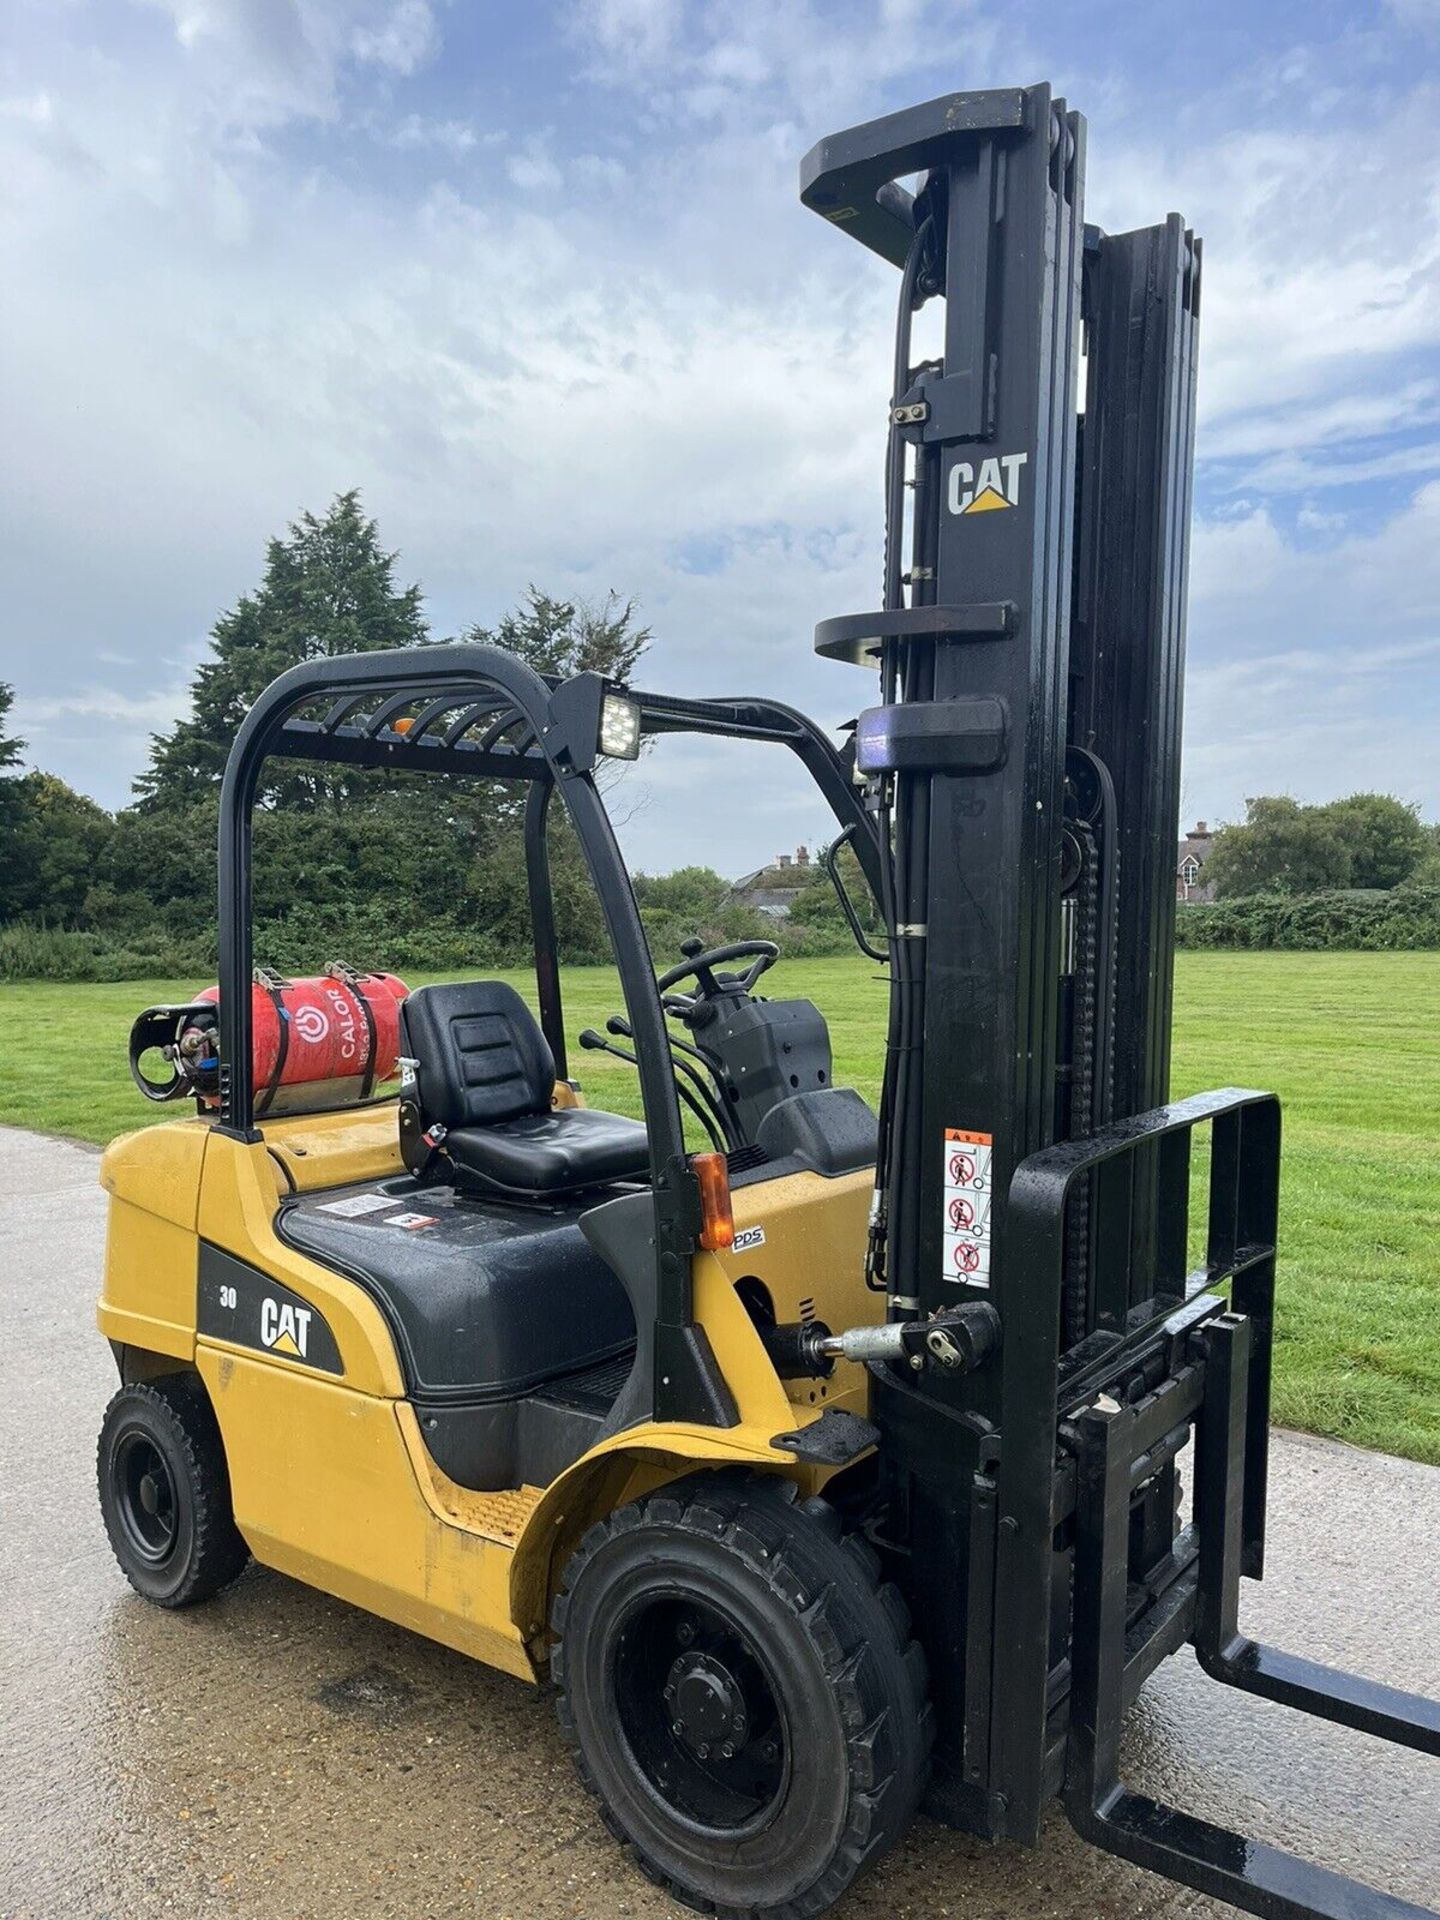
xmin=401 ymin=981 xmax=650 ymax=1199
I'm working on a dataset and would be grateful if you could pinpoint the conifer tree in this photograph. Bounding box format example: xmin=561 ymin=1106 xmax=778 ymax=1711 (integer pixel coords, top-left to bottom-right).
xmin=135 ymin=491 xmax=427 ymax=810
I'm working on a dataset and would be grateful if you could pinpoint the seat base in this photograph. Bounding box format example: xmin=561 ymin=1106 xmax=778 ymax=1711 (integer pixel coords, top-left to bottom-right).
xmin=445 ymin=1106 xmax=650 ymax=1198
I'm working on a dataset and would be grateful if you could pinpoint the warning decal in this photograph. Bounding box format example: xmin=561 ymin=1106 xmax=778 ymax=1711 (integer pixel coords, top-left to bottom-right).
xmin=942 ymin=1127 xmax=993 ymax=1287
xmin=317 ymin=1191 xmax=397 ymax=1218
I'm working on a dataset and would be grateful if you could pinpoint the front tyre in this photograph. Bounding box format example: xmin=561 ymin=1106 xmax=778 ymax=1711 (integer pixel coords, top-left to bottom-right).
xmin=551 ymin=1472 xmax=931 ymax=1918
xmin=97 ymin=1376 xmax=250 ymax=1607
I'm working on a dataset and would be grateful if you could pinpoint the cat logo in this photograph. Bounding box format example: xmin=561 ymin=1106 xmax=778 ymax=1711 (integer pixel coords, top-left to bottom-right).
xmin=948 ymin=450 xmax=1028 ymax=516
xmin=260 ymin=1295 xmax=313 ymax=1360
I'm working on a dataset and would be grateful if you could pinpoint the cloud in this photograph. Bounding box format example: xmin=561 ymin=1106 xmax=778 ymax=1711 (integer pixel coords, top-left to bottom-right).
xmin=131 ymin=0 xmax=442 ymax=128
xmin=21 ymin=685 xmax=184 ymax=729
xmin=383 ymin=112 xmax=489 ymax=155
xmin=1184 ymin=487 xmax=1440 ymax=822
xmin=569 ymin=0 xmax=1007 ymax=127
xmin=1201 ymin=382 xmax=1440 ymax=466
xmin=1222 ymin=441 xmax=1440 ymax=495
xmin=573 ymin=0 xmax=683 ymax=69
xmin=2 ymin=3 xmax=1438 ymax=869
xmin=1093 ymin=93 xmax=1440 ymax=498
xmin=351 ymin=0 xmax=438 ymax=74
xmin=13 ymin=683 xmax=191 ymax=785
xmin=506 ymin=136 xmax=563 ymax=192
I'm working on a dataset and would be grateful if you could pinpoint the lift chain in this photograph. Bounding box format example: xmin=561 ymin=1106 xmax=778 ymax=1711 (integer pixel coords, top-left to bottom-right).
xmin=1064 ymin=819 xmax=1100 ymax=1346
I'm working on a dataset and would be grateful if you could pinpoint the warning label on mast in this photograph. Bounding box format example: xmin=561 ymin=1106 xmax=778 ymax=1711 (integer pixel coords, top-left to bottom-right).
xmin=942 ymin=1127 xmax=993 ymax=1286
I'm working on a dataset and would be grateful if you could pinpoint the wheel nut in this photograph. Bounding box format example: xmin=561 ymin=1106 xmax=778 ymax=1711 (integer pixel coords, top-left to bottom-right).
xmin=672 ymin=1720 xmax=684 ymax=1735
xmin=664 ymin=1683 xmax=675 ymax=1701
xmin=677 ymin=1621 xmax=694 ymax=1645
xmin=721 ymin=1742 xmax=735 ymax=1759
xmin=696 ymin=1743 xmax=709 ymax=1760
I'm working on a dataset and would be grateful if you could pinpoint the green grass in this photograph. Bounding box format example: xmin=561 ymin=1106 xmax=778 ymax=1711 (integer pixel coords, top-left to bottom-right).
xmin=1 ymin=952 xmax=1435 ymax=1462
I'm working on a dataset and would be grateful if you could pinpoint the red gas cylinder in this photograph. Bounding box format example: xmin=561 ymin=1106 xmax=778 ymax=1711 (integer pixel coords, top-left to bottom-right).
xmin=193 ymin=966 xmax=409 ymax=1114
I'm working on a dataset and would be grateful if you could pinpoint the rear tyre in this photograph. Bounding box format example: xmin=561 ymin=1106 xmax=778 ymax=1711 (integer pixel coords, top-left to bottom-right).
xmin=551 ymin=1471 xmax=932 ymax=1918
xmin=97 ymin=1376 xmax=250 ymax=1607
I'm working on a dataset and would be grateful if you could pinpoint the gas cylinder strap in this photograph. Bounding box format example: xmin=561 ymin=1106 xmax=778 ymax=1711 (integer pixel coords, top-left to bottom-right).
xmin=326 ymin=959 xmax=380 ymax=1100
xmin=253 ymin=966 xmax=292 ymax=1119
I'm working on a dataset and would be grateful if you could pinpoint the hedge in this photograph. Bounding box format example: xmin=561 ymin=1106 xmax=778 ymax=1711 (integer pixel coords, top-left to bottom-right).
xmin=1176 ymin=886 xmax=1440 ymax=951
xmin=0 ymin=903 xmax=861 ymax=983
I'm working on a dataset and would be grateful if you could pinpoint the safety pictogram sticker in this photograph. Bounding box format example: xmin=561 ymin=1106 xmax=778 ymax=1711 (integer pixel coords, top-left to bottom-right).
xmin=942 ymin=1127 xmax=992 ymax=1287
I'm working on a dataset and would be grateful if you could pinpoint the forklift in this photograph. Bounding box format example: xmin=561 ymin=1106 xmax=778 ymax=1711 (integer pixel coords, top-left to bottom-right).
xmin=95 ymin=85 xmax=1437 ymax=1920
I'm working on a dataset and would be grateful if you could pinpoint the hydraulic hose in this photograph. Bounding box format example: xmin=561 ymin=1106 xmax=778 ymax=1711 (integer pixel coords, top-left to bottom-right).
xmin=868 ymin=209 xmax=938 ymax=1302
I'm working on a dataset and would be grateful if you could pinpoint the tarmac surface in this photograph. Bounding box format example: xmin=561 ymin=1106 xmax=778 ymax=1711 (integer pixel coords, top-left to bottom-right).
xmin=1 ymin=1122 xmax=1436 ymax=1920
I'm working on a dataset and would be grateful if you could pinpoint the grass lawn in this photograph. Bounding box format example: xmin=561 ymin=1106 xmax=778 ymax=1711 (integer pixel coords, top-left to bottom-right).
xmin=1 ymin=951 xmax=1435 ymax=1462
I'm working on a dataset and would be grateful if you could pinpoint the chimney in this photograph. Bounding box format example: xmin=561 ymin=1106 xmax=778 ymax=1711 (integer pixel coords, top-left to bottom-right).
xmin=796 ymin=845 xmax=809 ymax=865
xmin=777 ymin=853 xmax=791 ymax=869
xmin=1195 ymin=820 xmax=1207 ymax=837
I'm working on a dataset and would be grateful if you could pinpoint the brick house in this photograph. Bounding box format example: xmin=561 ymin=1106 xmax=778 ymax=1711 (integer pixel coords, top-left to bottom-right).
xmin=1176 ymin=821 xmax=1217 ymax=902
xmin=733 ymin=846 xmax=814 ymax=918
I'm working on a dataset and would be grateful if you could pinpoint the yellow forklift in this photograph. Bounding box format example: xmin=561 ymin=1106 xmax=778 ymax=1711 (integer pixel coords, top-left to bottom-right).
xmin=95 ymin=84 xmax=1437 ymax=1920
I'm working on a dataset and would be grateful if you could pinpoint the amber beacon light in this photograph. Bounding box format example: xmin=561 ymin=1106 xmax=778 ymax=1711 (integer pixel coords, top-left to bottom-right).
xmin=692 ymin=1151 xmax=735 ymax=1251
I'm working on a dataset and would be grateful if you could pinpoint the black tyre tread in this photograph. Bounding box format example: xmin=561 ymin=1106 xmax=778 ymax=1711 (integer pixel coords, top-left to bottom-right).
xmin=97 ymin=1375 xmax=249 ymax=1607
xmin=550 ymin=1470 xmax=932 ymax=1920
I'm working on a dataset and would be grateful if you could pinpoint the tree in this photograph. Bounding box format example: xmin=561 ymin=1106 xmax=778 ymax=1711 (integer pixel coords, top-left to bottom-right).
xmin=3 ymin=774 xmax=115 ymax=923
xmin=0 ymin=683 xmax=27 ymax=919
xmin=1320 ymin=793 xmax=1430 ymax=891
xmin=0 ymin=683 xmax=23 ymax=776
xmin=1205 ymin=796 xmax=1355 ymax=898
xmin=631 ymin=867 xmax=736 ymax=920
xmin=459 ymin=588 xmax=653 ymax=960
xmin=103 ymin=801 xmax=221 ymax=928
xmin=454 ymin=587 xmax=651 ymax=827
xmin=135 ymin=491 xmax=428 ymax=810
xmin=464 ymin=587 xmax=650 ymax=684
xmin=786 ymin=844 xmax=881 ymax=936
xmin=0 ymin=502 xmax=664 ymax=975
xmin=1205 ymin=792 xmax=1435 ymax=899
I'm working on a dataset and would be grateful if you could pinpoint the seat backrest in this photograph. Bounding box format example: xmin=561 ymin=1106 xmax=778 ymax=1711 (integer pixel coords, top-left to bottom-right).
xmin=400 ymin=981 xmax=554 ymax=1130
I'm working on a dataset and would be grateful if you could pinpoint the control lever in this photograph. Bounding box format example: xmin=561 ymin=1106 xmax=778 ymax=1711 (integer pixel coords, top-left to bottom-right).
xmin=606 ymin=1014 xmax=735 ymax=1148
xmin=579 ymin=1027 xmax=725 ymax=1154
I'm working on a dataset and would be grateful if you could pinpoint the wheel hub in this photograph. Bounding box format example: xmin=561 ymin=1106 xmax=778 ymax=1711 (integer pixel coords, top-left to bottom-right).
xmin=667 ymin=1650 xmax=749 ymax=1756
xmin=114 ymin=1431 xmax=177 ymax=1563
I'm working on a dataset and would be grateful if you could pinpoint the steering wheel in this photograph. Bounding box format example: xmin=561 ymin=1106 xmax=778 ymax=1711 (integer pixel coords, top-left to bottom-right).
xmin=657 ymin=938 xmax=779 ymax=1013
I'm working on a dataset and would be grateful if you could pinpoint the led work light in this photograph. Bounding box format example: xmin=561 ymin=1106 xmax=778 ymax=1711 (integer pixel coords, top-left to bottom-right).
xmin=598 ymin=692 xmax=642 ymax=760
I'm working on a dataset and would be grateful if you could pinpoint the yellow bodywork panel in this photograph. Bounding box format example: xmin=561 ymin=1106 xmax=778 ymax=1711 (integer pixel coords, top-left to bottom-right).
xmin=99 ymin=1099 xmax=881 ymax=1684
xmin=197 ymin=1132 xmax=406 ymax=1399
xmin=262 ymin=1101 xmax=406 ymax=1194
xmin=700 ymin=1165 xmax=880 ymax=1426
xmin=98 ymin=1122 xmax=208 ymax=1361
xmin=506 ymin=1419 xmax=837 ymax=1657
xmin=502 ymin=1167 xmax=882 ymax=1656
xmin=197 ymin=1347 xmax=534 ymax=1678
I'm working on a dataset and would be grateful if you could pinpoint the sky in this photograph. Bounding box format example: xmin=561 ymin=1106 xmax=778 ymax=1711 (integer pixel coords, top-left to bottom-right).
xmin=2 ymin=0 xmax=1439 ymax=879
